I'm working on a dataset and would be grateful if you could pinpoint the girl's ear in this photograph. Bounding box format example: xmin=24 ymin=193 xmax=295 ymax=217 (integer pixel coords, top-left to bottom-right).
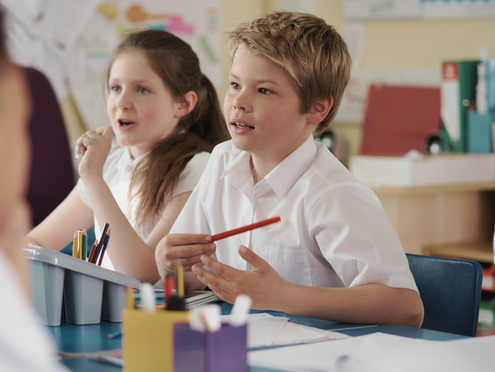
xmin=174 ymin=91 xmax=198 ymax=118
xmin=307 ymin=97 xmax=333 ymax=126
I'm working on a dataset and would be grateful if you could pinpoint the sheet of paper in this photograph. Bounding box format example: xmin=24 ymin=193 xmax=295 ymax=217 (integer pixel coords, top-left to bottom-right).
xmin=220 ymin=313 xmax=348 ymax=348
xmin=249 ymin=332 xmax=495 ymax=372
xmin=273 ymin=322 xmax=349 ymax=346
xmin=249 ymin=316 xmax=289 ymax=347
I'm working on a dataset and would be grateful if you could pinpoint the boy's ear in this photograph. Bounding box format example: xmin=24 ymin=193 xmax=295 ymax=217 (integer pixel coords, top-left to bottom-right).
xmin=174 ymin=91 xmax=198 ymax=118
xmin=307 ymin=98 xmax=333 ymax=126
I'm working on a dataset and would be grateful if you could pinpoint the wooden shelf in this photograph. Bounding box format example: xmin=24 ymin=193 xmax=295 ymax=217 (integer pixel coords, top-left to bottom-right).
xmin=372 ymin=182 xmax=495 ymax=196
xmin=427 ymin=241 xmax=494 ymax=263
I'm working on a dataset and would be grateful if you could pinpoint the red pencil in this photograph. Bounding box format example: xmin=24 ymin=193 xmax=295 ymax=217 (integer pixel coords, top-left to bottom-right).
xmin=211 ymin=216 xmax=281 ymax=242
xmin=88 ymin=240 xmax=98 ymax=263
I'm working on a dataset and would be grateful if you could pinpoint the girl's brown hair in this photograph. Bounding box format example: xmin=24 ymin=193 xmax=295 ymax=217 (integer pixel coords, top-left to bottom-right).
xmin=106 ymin=30 xmax=230 ymax=231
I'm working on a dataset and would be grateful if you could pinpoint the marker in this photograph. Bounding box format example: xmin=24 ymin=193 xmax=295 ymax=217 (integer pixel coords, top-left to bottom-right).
xmin=230 ymin=294 xmax=252 ymax=326
xmin=211 ymin=216 xmax=281 ymax=242
xmin=140 ymin=283 xmax=156 ymax=313
xmin=108 ymin=330 xmax=122 ymax=339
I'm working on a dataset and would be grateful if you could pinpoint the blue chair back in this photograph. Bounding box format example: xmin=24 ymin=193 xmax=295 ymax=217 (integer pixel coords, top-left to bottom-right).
xmin=406 ymin=253 xmax=482 ymax=337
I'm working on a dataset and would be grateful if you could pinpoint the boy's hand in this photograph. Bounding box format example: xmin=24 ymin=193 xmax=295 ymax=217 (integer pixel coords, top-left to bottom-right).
xmin=155 ymin=233 xmax=216 ymax=276
xmin=77 ymin=127 xmax=113 ymax=179
xmin=192 ymin=245 xmax=287 ymax=310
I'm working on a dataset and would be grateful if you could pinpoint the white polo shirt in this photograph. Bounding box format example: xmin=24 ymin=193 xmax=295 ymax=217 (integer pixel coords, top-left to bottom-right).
xmin=170 ymin=135 xmax=418 ymax=291
xmin=78 ymin=145 xmax=210 ymax=270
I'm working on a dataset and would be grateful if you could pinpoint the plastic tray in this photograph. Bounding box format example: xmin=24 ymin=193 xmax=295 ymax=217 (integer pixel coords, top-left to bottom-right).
xmin=24 ymin=245 xmax=141 ymax=326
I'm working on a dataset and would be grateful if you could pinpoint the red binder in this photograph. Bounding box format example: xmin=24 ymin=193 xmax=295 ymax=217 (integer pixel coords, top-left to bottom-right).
xmin=360 ymin=84 xmax=441 ymax=155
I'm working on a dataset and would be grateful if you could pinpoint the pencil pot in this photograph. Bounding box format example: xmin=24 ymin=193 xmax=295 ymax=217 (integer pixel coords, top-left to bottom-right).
xmin=174 ymin=323 xmax=248 ymax=372
xmin=122 ymin=309 xmax=191 ymax=372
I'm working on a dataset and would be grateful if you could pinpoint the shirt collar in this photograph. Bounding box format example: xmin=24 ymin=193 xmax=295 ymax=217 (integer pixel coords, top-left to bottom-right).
xmin=221 ymin=134 xmax=317 ymax=198
xmin=116 ymin=147 xmax=149 ymax=173
xmin=265 ymin=134 xmax=317 ymax=198
xmin=221 ymin=150 xmax=252 ymax=189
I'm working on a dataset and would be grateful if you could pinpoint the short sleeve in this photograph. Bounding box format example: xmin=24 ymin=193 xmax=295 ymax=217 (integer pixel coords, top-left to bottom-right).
xmin=310 ymin=185 xmax=418 ymax=292
xmin=173 ymin=152 xmax=210 ymax=197
xmin=77 ymin=177 xmax=92 ymax=209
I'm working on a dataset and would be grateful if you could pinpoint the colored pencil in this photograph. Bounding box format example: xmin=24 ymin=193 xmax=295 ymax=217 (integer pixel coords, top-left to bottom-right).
xmin=90 ymin=223 xmax=109 ymax=264
xmin=81 ymin=229 xmax=87 ymax=261
xmin=97 ymin=229 xmax=110 ymax=266
xmin=211 ymin=216 xmax=281 ymax=242
xmin=72 ymin=230 xmax=78 ymax=258
xmin=88 ymin=239 xmax=98 ymax=263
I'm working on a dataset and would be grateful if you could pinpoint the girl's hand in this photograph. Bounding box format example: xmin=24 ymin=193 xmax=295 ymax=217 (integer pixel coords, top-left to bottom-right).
xmin=77 ymin=127 xmax=113 ymax=180
xmin=192 ymin=245 xmax=288 ymax=310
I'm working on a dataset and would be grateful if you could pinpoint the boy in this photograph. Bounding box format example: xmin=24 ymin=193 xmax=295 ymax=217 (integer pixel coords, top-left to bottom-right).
xmin=155 ymin=11 xmax=424 ymax=326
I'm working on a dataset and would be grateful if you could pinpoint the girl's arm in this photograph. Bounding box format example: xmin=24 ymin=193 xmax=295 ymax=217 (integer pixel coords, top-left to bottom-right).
xmin=25 ymin=186 xmax=94 ymax=250
xmin=79 ymin=127 xmax=195 ymax=283
xmin=88 ymin=180 xmax=192 ymax=283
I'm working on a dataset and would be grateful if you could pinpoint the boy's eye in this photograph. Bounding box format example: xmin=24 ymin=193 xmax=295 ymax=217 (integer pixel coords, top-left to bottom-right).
xmin=258 ymin=88 xmax=272 ymax=95
xmin=138 ymin=87 xmax=150 ymax=94
xmin=230 ymin=82 xmax=240 ymax=89
xmin=111 ymin=85 xmax=120 ymax=92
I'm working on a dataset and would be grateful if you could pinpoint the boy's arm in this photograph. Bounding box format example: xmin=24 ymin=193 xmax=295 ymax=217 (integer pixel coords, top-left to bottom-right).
xmin=192 ymin=246 xmax=424 ymax=327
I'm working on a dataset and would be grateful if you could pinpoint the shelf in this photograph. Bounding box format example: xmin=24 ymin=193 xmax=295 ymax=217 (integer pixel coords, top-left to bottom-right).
xmin=372 ymin=182 xmax=495 ymax=196
xmin=427 ymin=241 xmax=493 ymax=264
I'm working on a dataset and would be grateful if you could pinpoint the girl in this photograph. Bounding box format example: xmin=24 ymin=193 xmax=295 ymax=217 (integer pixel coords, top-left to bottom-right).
xmin=26 ymin=30 xmax=230 ymax=284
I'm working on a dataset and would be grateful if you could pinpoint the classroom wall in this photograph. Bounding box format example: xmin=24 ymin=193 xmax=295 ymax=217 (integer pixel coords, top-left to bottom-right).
xmin=35 ymin=0 xmax=495 ymax=160
xmin=221 ymin=0 xmax=495 ymax=158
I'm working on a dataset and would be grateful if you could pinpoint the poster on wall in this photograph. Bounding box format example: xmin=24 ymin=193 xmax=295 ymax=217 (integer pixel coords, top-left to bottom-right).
xmin=67 ymin=0 xmax=223 ymax=130
xmin=343 ymin=0 xmax=495 ymax=20
xmin=422 ymin=0 xmax=495 ymax=20
xmin=343 ymin=0 xmax=421 ymax=20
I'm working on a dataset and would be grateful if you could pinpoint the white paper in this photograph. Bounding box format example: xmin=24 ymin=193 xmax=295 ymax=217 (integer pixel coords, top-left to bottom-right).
xmin=220 ymin=313 xmax=348 ymax=348
xmin=249 ymin=333 xmax=495 ymax=372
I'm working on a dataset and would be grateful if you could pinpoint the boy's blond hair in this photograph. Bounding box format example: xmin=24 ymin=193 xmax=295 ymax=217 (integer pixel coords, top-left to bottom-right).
xmin=227 ymin=11 xmax=351 ymax=134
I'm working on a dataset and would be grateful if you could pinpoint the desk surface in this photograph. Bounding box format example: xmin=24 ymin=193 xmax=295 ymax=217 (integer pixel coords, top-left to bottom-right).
xmin=50 ymin=303 xmax=466 ymax=371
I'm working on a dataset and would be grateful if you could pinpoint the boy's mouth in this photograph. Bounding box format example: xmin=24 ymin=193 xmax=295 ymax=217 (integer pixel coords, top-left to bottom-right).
xmin=231 ymin=120 xmax=254 ymax=129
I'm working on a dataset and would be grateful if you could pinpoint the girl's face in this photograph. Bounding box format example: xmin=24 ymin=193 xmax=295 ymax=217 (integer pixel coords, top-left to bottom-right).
xmin=107 ymin=51 xmax=184 ymax=158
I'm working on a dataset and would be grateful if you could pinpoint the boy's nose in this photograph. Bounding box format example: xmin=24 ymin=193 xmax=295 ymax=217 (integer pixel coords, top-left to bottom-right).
xmin=233 ymin=95 xmax=249 ymax=112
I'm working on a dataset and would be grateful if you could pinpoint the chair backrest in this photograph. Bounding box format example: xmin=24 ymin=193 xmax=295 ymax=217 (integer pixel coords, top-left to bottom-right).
xmin=406 ymin=253 xmax=482 ymax=337
xmin=24 ymin=67 xmax=75 ymax=227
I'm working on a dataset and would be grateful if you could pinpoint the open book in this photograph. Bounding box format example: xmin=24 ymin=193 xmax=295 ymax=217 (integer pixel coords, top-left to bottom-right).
xmin=133 ymin=290 xmax=219 ymax=309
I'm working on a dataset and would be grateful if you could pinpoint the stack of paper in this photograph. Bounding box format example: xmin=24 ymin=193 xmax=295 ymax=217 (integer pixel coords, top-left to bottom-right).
xmin=248 ymin=332 xmax=495 ymax=372
xmin=219 ymin=313 xmax=349 ymax=348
